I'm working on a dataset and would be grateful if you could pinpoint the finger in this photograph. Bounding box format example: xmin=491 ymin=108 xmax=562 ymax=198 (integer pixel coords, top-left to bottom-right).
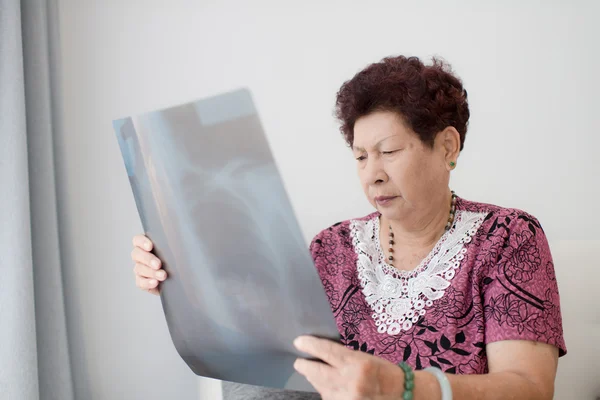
xmin=143 ymin=284 xmax=160 ymax=296
xmin=132 ymin=235 xmax=153 ymax=251
xmin=130 ymin=247 xmax=162 ymax=270
xmin=294 ymin=358 xmax=335 ymax=379
xmin=294 ymin=358 xmax=337 ymax=393
xmin=294 ymin=336 xmax=350 ymax=368
xmin=133 ymin=263 xmax=167 ymax=281
xmin=136 ymin=275 xmax=159 ymax=291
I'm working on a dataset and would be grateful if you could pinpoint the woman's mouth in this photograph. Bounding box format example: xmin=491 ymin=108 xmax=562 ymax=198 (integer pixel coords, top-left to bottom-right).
xmin=374 ymin=196 xmax=398 ymax=206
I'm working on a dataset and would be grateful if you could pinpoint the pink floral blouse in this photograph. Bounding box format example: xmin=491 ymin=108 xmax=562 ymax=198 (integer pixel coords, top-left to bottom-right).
xmin=309 ymin=197 xmax=566 ymax=374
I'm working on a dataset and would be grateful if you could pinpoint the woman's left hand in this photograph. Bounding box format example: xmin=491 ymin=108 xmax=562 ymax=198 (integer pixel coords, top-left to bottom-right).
xmin=293 ymin=335 xmax=406 ymax=400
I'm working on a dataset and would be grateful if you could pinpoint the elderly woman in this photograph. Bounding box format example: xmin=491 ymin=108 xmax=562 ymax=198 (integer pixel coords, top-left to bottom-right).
xmin=131 ymin=56 xmax=566 ymax=399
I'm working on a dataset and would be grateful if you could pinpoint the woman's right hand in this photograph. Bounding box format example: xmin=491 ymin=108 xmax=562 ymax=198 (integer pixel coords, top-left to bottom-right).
xmin=131 ymin=235 xmax=168 ymax=295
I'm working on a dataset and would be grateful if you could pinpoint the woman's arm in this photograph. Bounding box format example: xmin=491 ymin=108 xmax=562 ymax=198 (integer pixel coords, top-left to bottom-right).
xmin=294 ymin=336 xmax=559 ymax=400
xmin=415 ymin=340 xmax=558 ymax=400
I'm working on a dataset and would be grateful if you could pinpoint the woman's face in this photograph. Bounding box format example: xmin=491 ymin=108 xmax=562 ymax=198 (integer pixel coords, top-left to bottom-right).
xmin=352 ymin=111 xmax=453 ymax=222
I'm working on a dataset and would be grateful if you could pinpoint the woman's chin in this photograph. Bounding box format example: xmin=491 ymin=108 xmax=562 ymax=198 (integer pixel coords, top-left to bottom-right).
xmin=377 ymin=209 xmax=403 ymax=221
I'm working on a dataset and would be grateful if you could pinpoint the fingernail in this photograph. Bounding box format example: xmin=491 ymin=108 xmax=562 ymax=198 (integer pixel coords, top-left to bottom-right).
xmin=145 ymin=242 xmax=152 ymax=250
xmin=151 ymin=259 xmax=160 ymax=269
xmin=293 ymin=337 xmax=304 ymax=348
xmin=149 ymin=279 xmax=157 ymax=287
xmin=156 ymin=271 xmax=166 ymax=280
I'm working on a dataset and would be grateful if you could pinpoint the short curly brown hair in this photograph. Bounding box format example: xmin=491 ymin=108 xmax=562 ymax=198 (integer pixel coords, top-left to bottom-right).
xmin=335 ymin=55 xmax=470 ymax=150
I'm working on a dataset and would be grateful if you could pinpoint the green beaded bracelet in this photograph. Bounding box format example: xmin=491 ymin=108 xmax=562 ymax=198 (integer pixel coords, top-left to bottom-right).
xmin=397 ymin=362 xmax=414 ymax=400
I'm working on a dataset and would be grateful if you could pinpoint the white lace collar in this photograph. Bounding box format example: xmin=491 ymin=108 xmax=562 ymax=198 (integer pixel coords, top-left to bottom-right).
xmin=350 ymin=210 xmax=487 ymax=335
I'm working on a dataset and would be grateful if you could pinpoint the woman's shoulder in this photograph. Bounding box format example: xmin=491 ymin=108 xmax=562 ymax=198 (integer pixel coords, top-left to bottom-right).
xmin=458 ymin=197 xmax=552 ymax=278
xmin=309 ymin=211 xmax=378 ymax=257
xmin=458 ymin=197 xmax=544 ymax=231
xmin=311 ymin=211 xmax=378 ymax=240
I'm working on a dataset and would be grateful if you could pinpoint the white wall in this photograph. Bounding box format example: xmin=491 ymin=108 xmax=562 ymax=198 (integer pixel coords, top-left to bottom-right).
xmin=56 ymin=1 xmax=599 ymax=399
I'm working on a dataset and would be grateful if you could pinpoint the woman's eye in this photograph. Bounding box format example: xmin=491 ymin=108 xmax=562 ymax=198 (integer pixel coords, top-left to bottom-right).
xmin=356 ymin=155 xmax=366 ymax=161
xmin=382 ymin=150 xmax=398 ymax=155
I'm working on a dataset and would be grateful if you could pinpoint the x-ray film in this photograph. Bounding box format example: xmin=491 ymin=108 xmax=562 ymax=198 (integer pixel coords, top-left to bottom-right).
xmin=113 ymin=88 xmax=340 ymax=391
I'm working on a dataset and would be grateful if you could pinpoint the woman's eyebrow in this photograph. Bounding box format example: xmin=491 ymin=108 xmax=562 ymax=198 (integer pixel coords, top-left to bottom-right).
xmin=353 ymin=136 xmax=398 ymax=152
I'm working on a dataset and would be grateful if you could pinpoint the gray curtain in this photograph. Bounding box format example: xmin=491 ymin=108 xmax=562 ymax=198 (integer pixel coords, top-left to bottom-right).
xmin=0 ymin=0 xmax=73 ymax=399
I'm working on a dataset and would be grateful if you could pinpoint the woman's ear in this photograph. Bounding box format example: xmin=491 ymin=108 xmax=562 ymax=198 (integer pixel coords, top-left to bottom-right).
xmin=440 ymin=127 xmax=461 ymax=170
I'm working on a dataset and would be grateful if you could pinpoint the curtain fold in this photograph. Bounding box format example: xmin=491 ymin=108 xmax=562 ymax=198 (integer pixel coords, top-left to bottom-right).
xmin=0 ymin=0 xmax=73 ymax=398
